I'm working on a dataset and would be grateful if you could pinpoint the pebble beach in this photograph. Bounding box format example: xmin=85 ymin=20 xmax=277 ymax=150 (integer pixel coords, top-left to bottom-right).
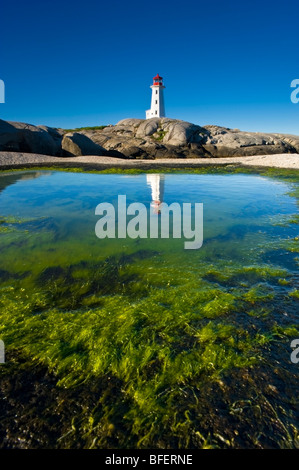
xmin=0 ymin=151 xmax=298 ymax=170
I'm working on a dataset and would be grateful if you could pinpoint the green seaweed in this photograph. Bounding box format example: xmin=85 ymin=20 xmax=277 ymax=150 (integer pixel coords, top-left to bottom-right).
xmin=0 ymin=167 xmax=298 ymax=449
xmin=289 ymin=290 xmax=299 ymax=300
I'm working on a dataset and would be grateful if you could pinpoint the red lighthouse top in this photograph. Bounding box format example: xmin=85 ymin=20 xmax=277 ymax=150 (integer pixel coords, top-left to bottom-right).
xmin=153 ymin=74 xmax=163 ymax=86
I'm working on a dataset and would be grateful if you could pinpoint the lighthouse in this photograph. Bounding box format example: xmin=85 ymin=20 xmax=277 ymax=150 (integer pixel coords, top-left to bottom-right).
xmin=146 ymin=74 xmax=166 ymax=119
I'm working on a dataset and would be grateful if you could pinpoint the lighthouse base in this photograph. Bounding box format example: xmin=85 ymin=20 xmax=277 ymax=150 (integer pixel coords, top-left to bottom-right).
xmin=146 ymin=109 xmax=165 ymax=119
xmin=146 ymin=109 xmax=154 ymax=119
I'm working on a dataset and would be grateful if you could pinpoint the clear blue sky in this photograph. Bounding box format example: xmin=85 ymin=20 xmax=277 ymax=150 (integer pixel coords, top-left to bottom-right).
xmin=1 ymin=0 xmax=299 ymax=134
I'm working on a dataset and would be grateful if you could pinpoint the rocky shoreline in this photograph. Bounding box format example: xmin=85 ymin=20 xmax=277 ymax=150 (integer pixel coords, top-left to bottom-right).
xmin=0 ymin=117 xmax=299 ymax=164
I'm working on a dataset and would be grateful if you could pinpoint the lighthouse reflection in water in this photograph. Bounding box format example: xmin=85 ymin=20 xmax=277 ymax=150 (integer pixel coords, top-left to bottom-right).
xmin=145 ymin=173 xmax=203 ymax=249
xmin=146 ymin=174 xmax=165 ymax=214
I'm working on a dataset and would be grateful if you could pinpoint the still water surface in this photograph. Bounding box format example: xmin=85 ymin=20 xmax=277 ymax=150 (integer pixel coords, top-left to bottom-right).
xmin=0 ymin=169 xmax=298 ymax=448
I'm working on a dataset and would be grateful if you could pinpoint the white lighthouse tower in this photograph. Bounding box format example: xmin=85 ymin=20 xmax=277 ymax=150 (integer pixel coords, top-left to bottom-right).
xmin=146 ymin=74 xmax=166 ymax=119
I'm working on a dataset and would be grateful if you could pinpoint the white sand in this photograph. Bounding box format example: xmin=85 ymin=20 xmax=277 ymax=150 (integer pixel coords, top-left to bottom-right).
xmin=0 ymin=152 xmax=298 ymax=169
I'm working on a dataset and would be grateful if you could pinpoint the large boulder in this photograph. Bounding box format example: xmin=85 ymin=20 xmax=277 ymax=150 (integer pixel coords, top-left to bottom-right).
xmin=120 ymin=145 xmax=150 ymax=159
xmin=271 ymin=134 xmax=299 ymax=153
xmin=61 ymin=132 xmax=107 ymax=156
xmin=160 ymin=119 xmax=207 ymax=146
xmin=116 ymin=118 xmax=144 ymax=130
xmin=0 ymin=119 xmax=62 ymax=155
xmin=202 ymin=126 xmax=299 ymax=157
xmin=135 ymin=118 xmax=160 ymax=137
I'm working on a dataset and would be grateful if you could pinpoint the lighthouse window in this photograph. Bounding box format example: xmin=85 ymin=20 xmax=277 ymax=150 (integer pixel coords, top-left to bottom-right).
xmin=155 ymin=100 xmax=157 ymax=104
xmin=155 ymin=111 xmax=157 ymax=115
xmin=155 ymin=90 xmax=158 ymax=94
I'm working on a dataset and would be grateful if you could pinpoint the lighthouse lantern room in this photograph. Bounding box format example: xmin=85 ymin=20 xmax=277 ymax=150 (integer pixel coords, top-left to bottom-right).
xmin=146 ymin=74 xmax=166 ymax=119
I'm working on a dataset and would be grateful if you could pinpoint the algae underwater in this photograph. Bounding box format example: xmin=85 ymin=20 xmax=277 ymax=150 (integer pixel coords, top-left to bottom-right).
xmin=0 ymin=166 xmax=298 ymax=449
